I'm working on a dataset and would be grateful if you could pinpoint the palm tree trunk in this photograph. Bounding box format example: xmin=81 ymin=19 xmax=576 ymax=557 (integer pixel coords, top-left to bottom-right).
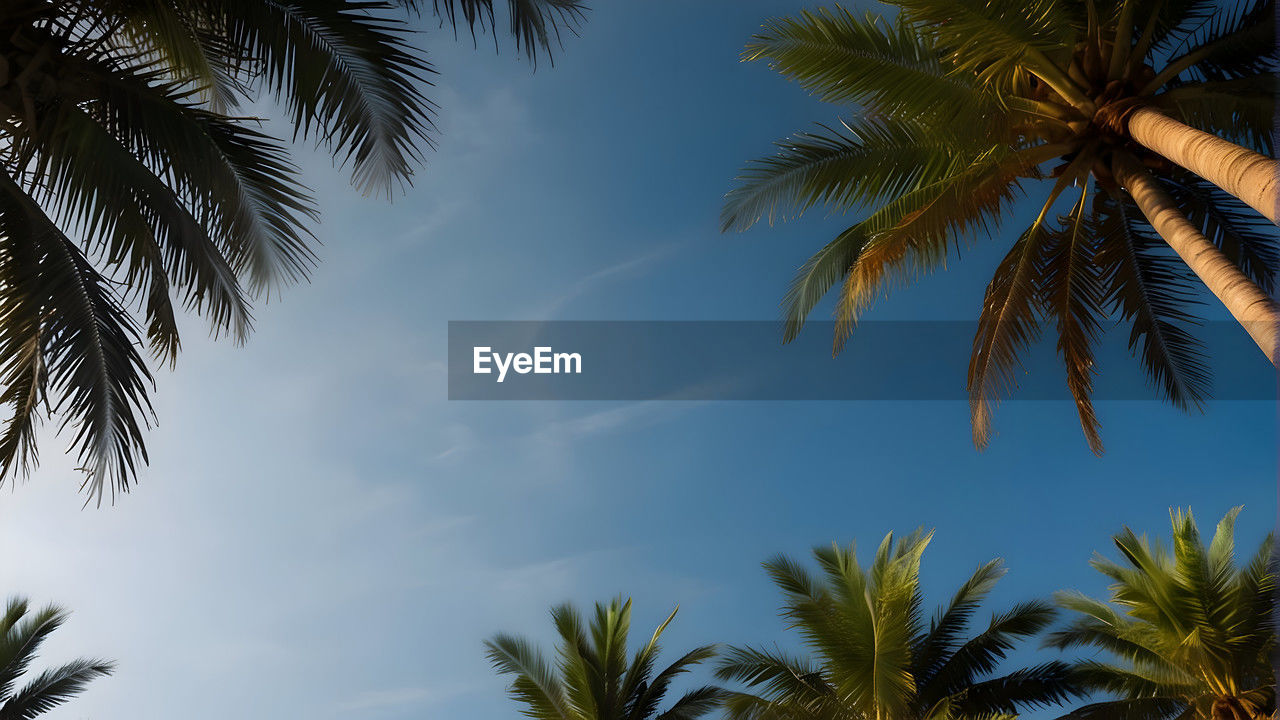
xmin=1113 ymin=154 xmax=1280 ymax=367
xmin=1125 ymin=107 xmax=1279 ymax=223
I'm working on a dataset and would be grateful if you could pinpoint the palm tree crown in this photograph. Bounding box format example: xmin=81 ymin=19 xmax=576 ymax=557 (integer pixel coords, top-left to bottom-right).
xmin=1048 ymin=507 xmax=1275 ymax=720
xmin=485 ymin=597 xmax=723 ymax=720
xmin=723 ymin=0 xmax=1277 ymax=453
xmin=0 ymin=596 xmax=114 ymax=716
xmin=716 ymin=530 xmax=1082 ymax=720
xmin=0 ymin=0 xmax=583 ymax=502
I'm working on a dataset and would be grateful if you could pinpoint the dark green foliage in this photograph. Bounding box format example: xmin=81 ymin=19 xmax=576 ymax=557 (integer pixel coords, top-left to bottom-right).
xmin=0 ymin=0 xmax=582 ymax=501
xmin=0 ymin=597 xmax=114 ymax=717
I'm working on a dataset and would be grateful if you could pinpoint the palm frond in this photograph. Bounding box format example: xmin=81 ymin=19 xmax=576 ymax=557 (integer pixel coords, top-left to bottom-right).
xmin=1152 ymin=75 xmax=1275 ymax=152
xmin=1055 ymin=697 xmax=1187 ymax=720
xmin=216 ymin=0 xmax=436 ymax=195
xmin=913 ymin=559 xmax=1005 ymax=685
xmin=1160 ymin=172 xmax=1279 ymax=293
xmin=0 ymin=604 xmax=66 ymax=701
xmin=956 ymin=661 xmax=1082 ymax=715
xmin=835 ymin=143 xmax=1056 ymax=350
xmin=967 ymin=223 xmax=1050 ymax=451
xmin=654 ymin=686 xmax=726 ymax=720
xmin=744 ymin=8 xmax=999 ymax=120
xmin=722 ymin=117 xmax=979 ymax=232
xmin=0 ymin=173 xmax=155 ymax=503
xmin=923 ymin=600 xmax=1059 ymax=702
xmin=414 ymin=0 xmax=586 ymax=63
xmin=1038 ymin=189 xmax=1108 ymax=455
xmin=1092 ymin=191 xmax=1210 ymax=411
xmin=485 ymin=633 xmax=571 ymax=720
xmin=887 ymin=0 xmax=1079 ymax=86
xmin=0 ymin=658 xmax=115 ymax=719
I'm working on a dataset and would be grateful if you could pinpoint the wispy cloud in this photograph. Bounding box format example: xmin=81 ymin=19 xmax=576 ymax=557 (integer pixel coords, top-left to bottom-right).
xmin=537 ymin=243 xmax=679 ymax=320
xmin=335 ymin=684 xmax=474 ymax=712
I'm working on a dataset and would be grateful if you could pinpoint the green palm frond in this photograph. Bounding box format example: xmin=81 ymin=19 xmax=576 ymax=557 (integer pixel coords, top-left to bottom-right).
xmin=957 ymin=662 xmax=1080 ymax=715
xmin=653 ymin=686 xmax=726 ymax=720
xmin=744 ymin=8 xmax=1001 ymax=119
xmin=0 ymin=603 xmax=65 ymax=700
xmin=486 ymin=633 xmax=571 ymax=720
xmin=1052 ymin=509 xmax=1275 ymax=720
xmin=913 ymin=559 xmax=1005 ymax=684
xmin=714 ymin=646 xmax=831 ymax=702
xmin=924 ymin=600 xmax=1060 ymax=702
xmin=0 ymin=597 xmax=113 ymax=718
xmin=488 ymin=598 xmax=720 ymax=720
xmin=728 ymin=0 xmax=1278 ymax=453
xmin=724 ymin=531 xmax=1083 ymax=720
xmin=834 ymin=144 xmax=1056 ymax=349
xmin=722 ymin=117 xmax=980 ymax=232
xmin=0 ymin=658 xmax=115 ymax=719
xmin=888 ymin=0 xmax=1081 ymax=89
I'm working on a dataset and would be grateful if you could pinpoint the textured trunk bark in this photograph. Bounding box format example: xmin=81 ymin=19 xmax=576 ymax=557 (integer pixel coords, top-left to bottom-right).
xmin=1126 ymin=107 xmax=1280 ymax=223
xmin=1114 ymin=154 xmax=1280 ymax=367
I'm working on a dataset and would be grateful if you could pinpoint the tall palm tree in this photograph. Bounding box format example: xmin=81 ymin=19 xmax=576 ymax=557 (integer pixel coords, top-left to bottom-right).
xmin=723 ymin=0 xmax=1277 ymax=453
xmin=0 ymin=0 xmax=584 ymax=502
xmin=485 ymin=597 xmax=723 ymax=720
xmin=717 ymin=530 xmax=1082 ymax=720
xmin=0 ymin=596 xmax=114 ymax=716
xmin=1047 ymin=507 xmax=1275 ymax=720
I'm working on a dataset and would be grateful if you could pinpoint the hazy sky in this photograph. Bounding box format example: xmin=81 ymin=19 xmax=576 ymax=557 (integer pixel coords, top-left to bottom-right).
xmin=1 ymin=3 xmax=1274 ymax=719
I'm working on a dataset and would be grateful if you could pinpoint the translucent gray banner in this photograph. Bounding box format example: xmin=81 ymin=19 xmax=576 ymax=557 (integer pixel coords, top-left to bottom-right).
xmin=447 ymin=321 xmax=1277 ymax=401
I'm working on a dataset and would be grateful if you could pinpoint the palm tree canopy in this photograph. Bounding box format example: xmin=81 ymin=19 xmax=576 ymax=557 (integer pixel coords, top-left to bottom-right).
xmin=0 ymin=596 xmax=114 ymax=717
xmin=0 ymin=0 xmax=584 ymax=502
xmin=716 ymin=530 xmax=1082 ymax=720
xmin=1048 ymin=507 xmax=1276 ymax=720
xmin=485 ymin=597 xmax=723 ymax=720
xmin=723 ymin=0 xmax=1277 ymax=454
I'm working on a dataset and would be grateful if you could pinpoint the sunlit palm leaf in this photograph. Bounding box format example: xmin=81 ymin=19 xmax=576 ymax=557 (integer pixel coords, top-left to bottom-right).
xmin=487 ymin=599 xmax=720 ymax=720
xmin=1053 ymin=509 xmax=1275 ymax=720
xmin=721 ymin=532 xmax=1083 ymax=720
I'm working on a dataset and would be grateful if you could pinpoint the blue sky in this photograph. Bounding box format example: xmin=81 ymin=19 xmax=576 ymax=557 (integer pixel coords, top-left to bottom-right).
xmin=0 ymin=2 xmax=1275 ymax=718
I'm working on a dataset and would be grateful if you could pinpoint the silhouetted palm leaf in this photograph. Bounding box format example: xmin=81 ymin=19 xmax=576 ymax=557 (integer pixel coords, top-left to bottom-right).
xmin=0 ymin=597 xmax=114 ymax=718
xmin=0 ymin=0 xmax=583 ymax=500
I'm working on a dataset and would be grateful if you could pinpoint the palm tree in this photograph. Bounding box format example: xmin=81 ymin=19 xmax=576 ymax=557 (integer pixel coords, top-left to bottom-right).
xmin=485 ymin=597 xmax=723 ymax=720
xmin=1047 ymin=507 xmax=1275 ymax=720
xmin=0 ymin=596 xmax=114 ymax=716
xmin=717 ymin=530 xmax=1081 ymax=720
xmin=0 ymin=0 xmax=584 ymax=502
xmin=722 ymin=0 xmax=1277 ymax=453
